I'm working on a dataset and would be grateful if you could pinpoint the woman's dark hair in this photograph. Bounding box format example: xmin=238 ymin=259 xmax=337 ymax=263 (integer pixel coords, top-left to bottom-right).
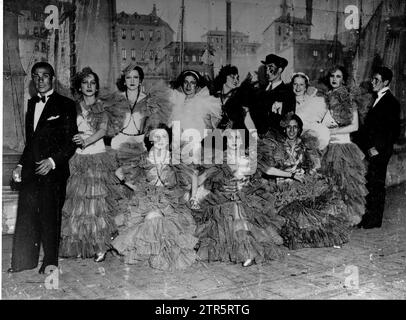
xmin=280 ymin=112 xmax=304 ymax=137
xmin=211 ymin=64 xmax=239 ymax=95
xmin=327 ymin=65 xmax=349 ymax=88
xmin=72 ymin=67 xmax=100 ymax=96
xmin=31 ymin=61 xmax=55 ymax=78
xmin=144 ymin=123 xmax=172 ymax=151
xmin=170 ymin=69 xmax=205 ymax=90
xmin=116 ymin=64 xmax=144 ymax=92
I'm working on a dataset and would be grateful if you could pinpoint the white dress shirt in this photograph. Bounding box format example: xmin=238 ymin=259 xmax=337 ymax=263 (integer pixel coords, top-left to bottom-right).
xmin=372 ymin=87 xmax=389 ymax=108
xmin=34 ymin=89 xmax=54 ymax=131
xmin=265 ymin=79 xmax=283 ymax=92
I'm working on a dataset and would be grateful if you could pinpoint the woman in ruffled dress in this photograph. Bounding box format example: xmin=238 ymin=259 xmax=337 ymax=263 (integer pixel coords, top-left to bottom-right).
xmin=111 ymin=124 xmax=199 ymax=271
xmin=192 ymin=129 xmax=284 ymax=267
xmin=257 ymin=113 xmax=349 ymax=249
xmin=292 ymin=72 xmax=330 ymax=151
xmin=321 ymin=66 xmax=368 ymax=227
xmin=60 ymin=67 xmax=121 ymax=262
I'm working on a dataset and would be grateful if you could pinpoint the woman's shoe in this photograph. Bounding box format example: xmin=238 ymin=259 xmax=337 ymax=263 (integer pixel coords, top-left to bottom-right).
xmin=242 ymin=258 xmax=254 ymax=267
xmin=94 ymin=252 xmax=106 ymax=263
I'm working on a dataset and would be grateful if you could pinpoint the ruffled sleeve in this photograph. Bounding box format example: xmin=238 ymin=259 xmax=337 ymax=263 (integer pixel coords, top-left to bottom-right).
xmin=326 ymin=86 xmax=354 ymax=127
xmin=257 ymin=133 xmax=286 ymax=173
xmin=119 ymin=152 xmax=148 ymax=185
xmin=143 ymin=83 xmax=173 ymax=131
xmin=91 ymin=101 xmax=108 ymax=131
xmin=300 ymin=132 xmax=322 ymax=172
xmin=99 ymin=91 xmax=129 ymax=137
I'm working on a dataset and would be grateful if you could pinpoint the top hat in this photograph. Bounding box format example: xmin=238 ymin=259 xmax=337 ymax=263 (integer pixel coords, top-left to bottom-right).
xmin=261 ymin=54 xmax=288 ymax=69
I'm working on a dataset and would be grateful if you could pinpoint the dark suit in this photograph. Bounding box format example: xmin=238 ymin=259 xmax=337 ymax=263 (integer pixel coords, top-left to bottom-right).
xmin=250 ymin=82 xmax=296 ymax=135
xmin=357 ymin=90 xmax=400 ymax=227
xmin=11 ymin=92 xmax=77 ymax=271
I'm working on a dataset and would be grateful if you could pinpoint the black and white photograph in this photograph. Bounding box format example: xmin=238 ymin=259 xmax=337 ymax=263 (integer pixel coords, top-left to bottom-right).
xmin=1 ymin=0 xmax=405 ymax=304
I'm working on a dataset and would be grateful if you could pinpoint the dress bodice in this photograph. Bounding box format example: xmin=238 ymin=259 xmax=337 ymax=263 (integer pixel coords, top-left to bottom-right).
xmin=280 ymin=139 xmax=304 ymax=172
xmin=121 ymin=151 xmax=187 ymax=189
xmin=205 ymin=157 xmax=253 ymax=194
xmin=76 ymin=100 xmax=107 ymax=155
xmin=142 ymin=152 xmax=178 ymax=188
xmin=120 ymin=94 xmax=147 ymax=135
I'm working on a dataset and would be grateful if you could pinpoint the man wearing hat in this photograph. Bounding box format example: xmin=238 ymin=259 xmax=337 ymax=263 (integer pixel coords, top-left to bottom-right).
xmin=250 ymin=54 xmax=296 ymax=135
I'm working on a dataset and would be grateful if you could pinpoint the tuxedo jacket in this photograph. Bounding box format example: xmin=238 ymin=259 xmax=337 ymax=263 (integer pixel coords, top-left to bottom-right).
xmin=19 ymin=92 xmax=78 ymax=185
xmin=250 ymin=82 xmax=296 ymax=134
xmin=358 ymin=90 xmax=400 ymax=161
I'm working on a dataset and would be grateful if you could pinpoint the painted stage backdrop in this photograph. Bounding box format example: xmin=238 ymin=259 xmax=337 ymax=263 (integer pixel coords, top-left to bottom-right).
xmin=2 ymin=0 xmax=406 ymax=165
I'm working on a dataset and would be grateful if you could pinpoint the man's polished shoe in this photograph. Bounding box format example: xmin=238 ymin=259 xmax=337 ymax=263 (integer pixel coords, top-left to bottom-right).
xmin=38 ymin=263 xmax=57 ymax=274
xmin=38 ymin=264 xmax=46 ymax=274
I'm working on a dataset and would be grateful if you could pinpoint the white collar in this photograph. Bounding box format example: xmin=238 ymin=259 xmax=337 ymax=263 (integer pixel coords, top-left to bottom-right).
xmin=267 ymin=80 xmax=283 ymax=91
xmin=37 ymin=89 xmax=54 ymax=101
xmin=377 ymin=87 xmax=389 ymax=97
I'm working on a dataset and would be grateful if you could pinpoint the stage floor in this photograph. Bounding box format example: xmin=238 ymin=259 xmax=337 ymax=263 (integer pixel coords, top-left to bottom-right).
xmin=2 ymin=183 xmax=406 ymax=300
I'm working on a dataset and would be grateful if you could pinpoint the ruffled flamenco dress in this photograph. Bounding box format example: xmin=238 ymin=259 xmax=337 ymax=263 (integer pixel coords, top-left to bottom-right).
xmin=60 ymin=100 xmax=123 ymax=258
xmin=192 ymin=159 xmax=285 ymax=265
xmin=111 ymin=152 xmax=199 ymax=271
xmin=321 ymin=86 xmax=368 ymax=226
xmin=256 ymin=129 xmax=350 ymax=249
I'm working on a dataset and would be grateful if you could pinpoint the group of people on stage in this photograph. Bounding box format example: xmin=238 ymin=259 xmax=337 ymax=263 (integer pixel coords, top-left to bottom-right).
xmin=8 ymin=52 xmax=401 ymax=274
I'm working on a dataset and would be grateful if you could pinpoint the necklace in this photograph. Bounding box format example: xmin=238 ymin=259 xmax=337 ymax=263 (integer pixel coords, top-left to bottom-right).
xmin=152 ymin=149 xmax=170 ymax=187
xmin=125 ymin=87 xmax=141 ymax=113
xmin=122 ymin=88 xmax=142 ymax=134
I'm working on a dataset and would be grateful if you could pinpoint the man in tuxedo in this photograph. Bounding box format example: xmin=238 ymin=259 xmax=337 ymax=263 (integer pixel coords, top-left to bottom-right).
xmin=358 ymin=66 xmax=400 ymax=229
xmin=8 ymin=62 xmax=77 ymax=273
xmin=250 ymin=54 xmax=296 ymax=135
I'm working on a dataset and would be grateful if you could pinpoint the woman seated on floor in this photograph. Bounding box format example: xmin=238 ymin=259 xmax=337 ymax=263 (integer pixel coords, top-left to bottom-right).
xmin=191 ymin=129 xmax=285 ymax=267
xmin=111 ymin=124 xmax=199 ymax=271
xmin=257 ymin=112 xmax=350 ymax=250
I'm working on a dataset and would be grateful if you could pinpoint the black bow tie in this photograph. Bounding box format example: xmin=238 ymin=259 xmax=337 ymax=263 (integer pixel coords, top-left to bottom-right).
xmin=33 ymin=95 xmax=47 ymax=103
